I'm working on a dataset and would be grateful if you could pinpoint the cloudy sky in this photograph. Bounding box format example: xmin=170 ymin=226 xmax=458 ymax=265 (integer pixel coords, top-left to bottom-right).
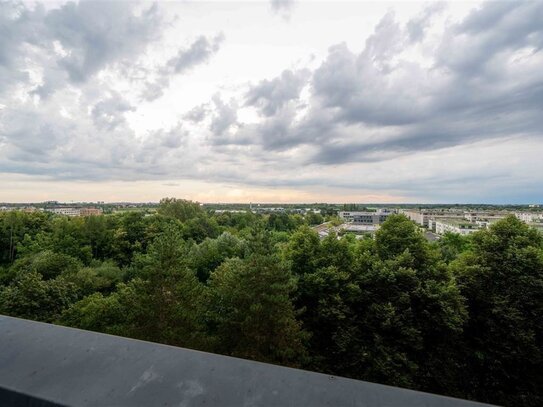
xmin=1 ymin=0 xmax=542 ymax=203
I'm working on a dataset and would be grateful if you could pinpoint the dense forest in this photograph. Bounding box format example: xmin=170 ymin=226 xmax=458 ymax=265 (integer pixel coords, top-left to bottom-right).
xmin=0 ymin=198 xmax=541 ymax=406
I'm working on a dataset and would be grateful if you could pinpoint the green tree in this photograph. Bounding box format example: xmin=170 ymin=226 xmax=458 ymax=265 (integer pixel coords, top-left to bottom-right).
xmin=181 ymin=215 xmax=220 ymax=243
xmin=110 ymin=211 xmax=156 ymax=266
xmin=375 ymin=214 xmax=429 ymax=269
xmin=82 ymin=215 xmax=116 ymax=260
xmin=317 ymin=232 xmax=353 ymax=271
xmin=284 ymin=226 xmax=320 ymax=275
xmin=188 ymin=232 xmax=247 ymax=282
xmin=0 ymin=211 xmax=49 ymax=265
xmin=305 ymin=211 xmax=324 ymax=226
xmin=452 ymin=216 xmax=543 ymax=406
xmin=0 ymin=271 xmax=79 ymax=322
xmin=9 ymin=250 xmax=81 ymax=280
xmin=158 ymin=198 xmax=203 ymax=222
xmin=28 ymin=217 xmax=92 ymax=264
xmin=296 ymin=265 xmax=356 ymax=371
xmin=207 ymin=255 xmax=307 ymax=365
xmin=437 ymin=232 xmax=471 ymax=263
xmin=59 ymin=291 xmax=126 ymax=334
xmin=63 ymin=260 xmax=125 ymax=295
xmin=127 ymin=226 xmax=206 ymax=348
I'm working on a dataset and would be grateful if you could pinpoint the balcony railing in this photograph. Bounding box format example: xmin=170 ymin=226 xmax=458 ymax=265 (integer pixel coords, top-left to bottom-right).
xmin=0 ymin=315 xmax=495 ymax=407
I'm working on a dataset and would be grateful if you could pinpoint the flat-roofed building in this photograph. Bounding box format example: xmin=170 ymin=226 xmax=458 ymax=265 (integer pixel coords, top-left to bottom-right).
xmin=339 ymin=210 xmax=391 ymax=225
xmin=80 ymin=207 xmax=103 ymax=216
xmin=515 ymin=212 xmax=543 ymax=223
xmin=401 ymin=210 xmax=430 ymax=226
xmin=434 ymin=219 xmax=480 ymax=235
xmin=50 ymin=207 xmax=81 ymax=217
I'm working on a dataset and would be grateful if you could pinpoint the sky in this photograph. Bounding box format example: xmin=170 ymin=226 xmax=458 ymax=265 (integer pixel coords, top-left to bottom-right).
xmin=1 ymin=0 xmax=542 ymax=204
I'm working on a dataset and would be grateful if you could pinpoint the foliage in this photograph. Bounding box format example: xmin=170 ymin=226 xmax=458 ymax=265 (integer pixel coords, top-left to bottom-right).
xmin=158 ymin=197 xmax=203 ymax=222
xmin=452 ymin=216 xmax=543 ymax=406
xmin=207 ymin=255 xmax=307 ymax=365
xmin=0 ymin=272 xmax=79 ymax=322
xmin=0 ymin=207 xmax=541 ymax=406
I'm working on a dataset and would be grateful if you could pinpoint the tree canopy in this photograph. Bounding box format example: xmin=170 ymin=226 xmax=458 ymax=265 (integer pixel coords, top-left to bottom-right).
xmin=0 ymin=207 xmax=541 ymax=406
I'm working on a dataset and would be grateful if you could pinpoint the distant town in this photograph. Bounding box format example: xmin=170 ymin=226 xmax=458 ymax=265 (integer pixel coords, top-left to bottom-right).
xmin=1 ymin=201 xmax=542 ymax=238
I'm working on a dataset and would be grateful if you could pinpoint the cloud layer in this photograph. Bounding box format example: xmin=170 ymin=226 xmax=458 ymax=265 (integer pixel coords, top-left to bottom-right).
xmin=1 ymin=0 xmax=542 ymax=203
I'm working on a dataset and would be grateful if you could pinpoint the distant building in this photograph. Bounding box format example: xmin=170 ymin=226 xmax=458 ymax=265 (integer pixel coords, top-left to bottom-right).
xmin=434 ymin=219 xmax=480 ymax=235
xmin=340 ymin=224 xmax=378 ymax=234
xmin=464 ymin=212 xmax=507 ymax=223
xmin=213 ymin=209 xmax=247 ymax=214
xmin=401 ymin=210 xmax=430 ymax=226
xmin=515 ymin=212 xmax=543 ymax=223
xmin=338 ymin=210 xmax=391 ymax=225
xmin=80 ymin=207 xmax=103 ymax=217
xmin=49 ymin=207 xmax=80 ymax=217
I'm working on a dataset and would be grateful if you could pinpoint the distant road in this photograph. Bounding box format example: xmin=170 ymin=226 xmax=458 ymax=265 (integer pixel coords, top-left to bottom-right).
xmin=424 ymin=231 xmax=441 ymax=242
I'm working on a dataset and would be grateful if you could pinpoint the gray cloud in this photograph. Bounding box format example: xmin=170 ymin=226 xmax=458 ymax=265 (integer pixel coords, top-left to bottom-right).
xmin=406 ymin=2 xmax=446 ymax=43
xmin=141 ymin=76 xmax=171 ymax=102
xmin=437 ymin=1 xmax=543 ymax=78
xmin=0 ymin=1 xmax=162 ymax=98
xmin=221 ymin=1 xmax=543 ymax=169
xmin=245 ymin=69 xmax=309 ymax=116
xmin=184 ymin=103 xmax=210 ymax=123
xmin=0 ymin=1 xmax=45 ymax=94
xmin=45 ymin=1 xmax=161 ymax=84
xmin=167 ymin=34 xmax=224 ymax=74
xmin=91 ymin=93 xmax=135 ymax=131
xmin=209 ymin=94 xmax=239 ymax=142
xmin=141 ymin=34 xmax=224 ymax=101
xmin=270 ymin=0 xmax=295 ymax=17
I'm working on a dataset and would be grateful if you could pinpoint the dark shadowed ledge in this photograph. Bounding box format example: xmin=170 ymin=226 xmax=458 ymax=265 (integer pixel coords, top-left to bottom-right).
xmin=0 ymin=315 xmax=496 ymax=407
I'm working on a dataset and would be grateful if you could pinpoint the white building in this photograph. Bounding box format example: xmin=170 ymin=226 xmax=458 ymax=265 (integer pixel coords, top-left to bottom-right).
xmin=49 ymin=207 xmax=81 ymax=217
xmin=401 ymin=210 xmax=430 ymax=226
xmin=515 ymin=212 xmax=543 ymax=223
xmin=434 ymin=219 xmax=480 ymax=236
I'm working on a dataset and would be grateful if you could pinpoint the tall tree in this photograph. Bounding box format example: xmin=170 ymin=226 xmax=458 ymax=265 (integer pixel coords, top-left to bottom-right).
xmin=158 ymin=198 xmax=203 ymax=222
xmin=207 ymin=254 xmax=307 ymax=365
xmin=127 ymin=225 xmax=206 ymax=348
xmin=452 ymin=216 xmax=543 ymax=406
xmin=284 ymin=226 xmax=320 ymax=275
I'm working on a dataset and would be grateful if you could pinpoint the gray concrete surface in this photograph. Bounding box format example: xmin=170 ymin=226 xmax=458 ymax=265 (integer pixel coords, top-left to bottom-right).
xmin=0 ymin=315 xmax=496 ymax=407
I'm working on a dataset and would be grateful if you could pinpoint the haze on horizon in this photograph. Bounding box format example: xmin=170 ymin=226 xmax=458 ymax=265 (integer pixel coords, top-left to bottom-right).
xmin=1 ymin=0 xmax=542 ymax=204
